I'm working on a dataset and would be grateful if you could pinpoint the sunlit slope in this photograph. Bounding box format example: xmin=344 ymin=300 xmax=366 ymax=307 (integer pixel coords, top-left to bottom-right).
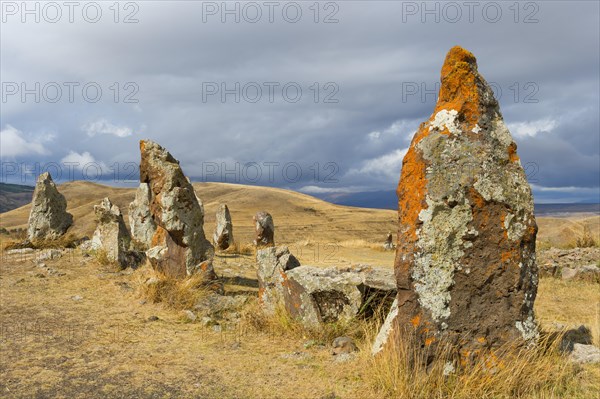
xmin=1 ymin=181 xmax=597 ymax=249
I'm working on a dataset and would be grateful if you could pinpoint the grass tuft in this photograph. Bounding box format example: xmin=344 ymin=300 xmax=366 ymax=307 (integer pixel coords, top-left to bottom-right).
xmin=359 ymin=326 xmax=594 ymax=399
xmin=134 ymin=267 xmax=211 ymax=311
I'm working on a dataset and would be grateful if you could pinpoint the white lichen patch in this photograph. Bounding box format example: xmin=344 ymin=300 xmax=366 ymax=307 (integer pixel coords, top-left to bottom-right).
xmin=515 ymin=314 xmax=539 ymax=343
xmin=412 ymin=197 xmax=472 ymax=322
xmin=371 ymin=298 xmax=399 ymax=355
xmin=472 ymin=124 xmax=481 ymax=134
xmin=443 ymin=361 xmax=456 ymax=376
xmin=503 ymin=212 xmax=528 ymax=242
xmin=489 ymin=115 xmax=513 ymax=147
xmin=429 ymin=109 xmax=461 ymax=135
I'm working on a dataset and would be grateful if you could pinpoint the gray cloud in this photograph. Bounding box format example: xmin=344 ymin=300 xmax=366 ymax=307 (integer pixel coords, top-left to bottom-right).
xmin=1 ymin=1 xmax=598 ymax=202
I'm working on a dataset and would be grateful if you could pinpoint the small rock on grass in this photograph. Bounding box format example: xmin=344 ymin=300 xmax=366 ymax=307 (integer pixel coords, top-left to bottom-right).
xmin=182 ymin=310 xmax=197 ymax=322
xmin=331 ymin=336 xmax=357 ymax=355
xmin=570 ymin=344 xmax=600 ymax=364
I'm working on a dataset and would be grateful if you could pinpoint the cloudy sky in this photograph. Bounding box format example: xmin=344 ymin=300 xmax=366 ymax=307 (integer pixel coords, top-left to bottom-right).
xmin=1 ymin=1 xmax=598 ymax=203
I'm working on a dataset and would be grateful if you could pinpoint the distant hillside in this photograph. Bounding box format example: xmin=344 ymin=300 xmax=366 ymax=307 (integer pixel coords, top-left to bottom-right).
xmin=0 ymin=181 xmax=398 ymax=247
xmin=0 ymin=183 xmax=34 ymax=213
xmin=1 ymin=180 xmax=598 ymax=250
xmin=315 ymin=190 xmax=398 ymax=210
xmin=315 ymin=190 xmax=600 ymax=217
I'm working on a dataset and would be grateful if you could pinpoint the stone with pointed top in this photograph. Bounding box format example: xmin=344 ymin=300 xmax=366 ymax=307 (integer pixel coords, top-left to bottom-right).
xmin=253 ymin=211 xmax=274 ymax=247
xmin=213 ymin=204 xmax=234 ymax=250
xmin=27 ymin=172 xmax=73 ymax=241
xmin=139 ymin=140 xmax=214 ymax=279
xmin=377 ymin=46 xmax=538 ymax=358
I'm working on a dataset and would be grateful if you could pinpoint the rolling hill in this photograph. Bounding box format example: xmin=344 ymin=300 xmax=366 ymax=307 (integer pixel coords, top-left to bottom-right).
xmin=0 ymin=181 xmax=598 ymax=253
xmin=0 ymin=182 xmax=34 ymax=213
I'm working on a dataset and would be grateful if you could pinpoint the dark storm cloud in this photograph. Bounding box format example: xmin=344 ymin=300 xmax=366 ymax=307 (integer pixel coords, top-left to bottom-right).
xmin=1 ymin=1 xmax=598 ymax=202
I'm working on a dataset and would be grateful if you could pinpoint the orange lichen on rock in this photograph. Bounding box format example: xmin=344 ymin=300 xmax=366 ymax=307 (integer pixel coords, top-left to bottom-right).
xmin=435 ymin=46 xmax=482 ymax=130
xmin=151 ymin=225 xmax=168 ymax=247
xmin=410 ymin=314 xmax=421 ymax=328
xmin=378 ymin=46 xmax=538 ymax=362
xmin=508 ymin=142 xmax=520 ymax=162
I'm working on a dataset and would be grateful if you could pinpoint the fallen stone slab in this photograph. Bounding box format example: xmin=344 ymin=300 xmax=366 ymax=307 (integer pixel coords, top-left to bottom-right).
xmin=279 ymin=265 xmax=396 ymax=328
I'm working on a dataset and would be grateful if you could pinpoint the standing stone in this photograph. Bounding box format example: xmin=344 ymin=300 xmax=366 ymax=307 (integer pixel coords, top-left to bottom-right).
xmin=383 ymin=232 xmax=394 ymax=251
xmin=140 ymin=140 xmax=214 ymax=279
xmin=27 ymin=172 xmax=73 ymax=241
xmin=257 ymin=246 xmax=301 ymax=312
xmin=91 ymin=198 xmax=131 ymax=267
xmin=378 ymin=47 xmax=538 ymax=358
xmin=213 ymin=204 xmax=234 ymax=250
xmin=128 ymin=183 xmax=157 ymax=249
xmin=253 ymin=211 xmax=274 ymax=247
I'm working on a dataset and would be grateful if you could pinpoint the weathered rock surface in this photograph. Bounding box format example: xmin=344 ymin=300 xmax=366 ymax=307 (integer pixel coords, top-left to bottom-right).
xmin=90 ymin=198 xmax=132 ymax=267
xmin=561 ymin=265 xmax=600 ymax=283
xmin=538 ymin=247 xmax=600 ymax=282
xmin=262 ymin=261 xmax=396 ymax=328
xmin=372 ymin=298 xmax=399 ymax=355
xmin=332 ymin=336 xmax=358 ymax=355
xmin=560 ymin=325 xmax=593 ymax=352
xmin=128 ymin=183 xmax=156 ymax=249
xmin=27 ymin=172 xmax=72 ymax=241
xmin=379 ymin=47 xmax=539 ymax=357
xmin=253 ymin=211 xmax=274 ymax=247
xmin=139 ymin=140 xmax=214 ymax=278
xmin=257 ymin=246 xmax=301 ymax=311
xmin=213 ymin=204 xmax=234 ymax=250
xmin=570 ymin=344 xmax=600 ymax=364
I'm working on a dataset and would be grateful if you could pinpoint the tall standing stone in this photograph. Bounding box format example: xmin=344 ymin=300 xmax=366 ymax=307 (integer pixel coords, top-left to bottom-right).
xmin=128 ymin=182 xmax=157 ymax=249
xmin=140 ymin=140 xmax=214 ymax=279
xmin=91 ymin=197 xmax=131 ymax=267
xmin=253 ymin=211 xmax=274 ymax=247
xmin=377 ymin=47 xmax=538 ymax=358
xmin=213 ymin=204 xmax=234 ymax=250
xmin=27 ymin=172 xmax=73 ymax=241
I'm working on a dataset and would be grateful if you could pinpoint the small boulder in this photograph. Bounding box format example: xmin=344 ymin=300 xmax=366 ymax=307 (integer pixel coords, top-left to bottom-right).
xmin=332 ymin=336 xmax=358 ymax=355
xmin=27 ymin=172 xmax=72 ymax=241
xmin=570 ymin=344 xmax=600 ymax=364
xmin=560 ymin=325 xmax=593 ymax=352
xmin=561 ymin=265 xmax=600 ymax=283
xmin=213 ymin=204 xmax=234 ymax=250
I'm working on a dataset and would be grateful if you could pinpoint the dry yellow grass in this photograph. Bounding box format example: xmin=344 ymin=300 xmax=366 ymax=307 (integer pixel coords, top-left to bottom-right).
xmin=134 ymin=266 xmax=212 ymax=311
xmin=361 ymin=329 xmax=595 ymax=399
xmin=1 ymin=181 xmax=599 ymax=398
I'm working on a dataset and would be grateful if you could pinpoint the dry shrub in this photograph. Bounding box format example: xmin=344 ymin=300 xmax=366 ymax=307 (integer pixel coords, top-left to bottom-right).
xmin=2 ymin=233 xmax=81 ymax=251
xmin=9 ymin=228 xmax=27 ymax=240
xmin=91 ymin=248 xmax=123 ymax=272
xmin=221 ymin=242 xmax=255 ymax=256
xmin=361 ymin=327 xmax=589 ymax=399
xmin=134 ymin=267 xmax=210 ymax=310
xmin=338 ymin=239 xmax=389 ymax=252
xmin=575 ymin=227 xmax=598 ymax=248
xmin=240 ymin=298 xmax=387 ymax=346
